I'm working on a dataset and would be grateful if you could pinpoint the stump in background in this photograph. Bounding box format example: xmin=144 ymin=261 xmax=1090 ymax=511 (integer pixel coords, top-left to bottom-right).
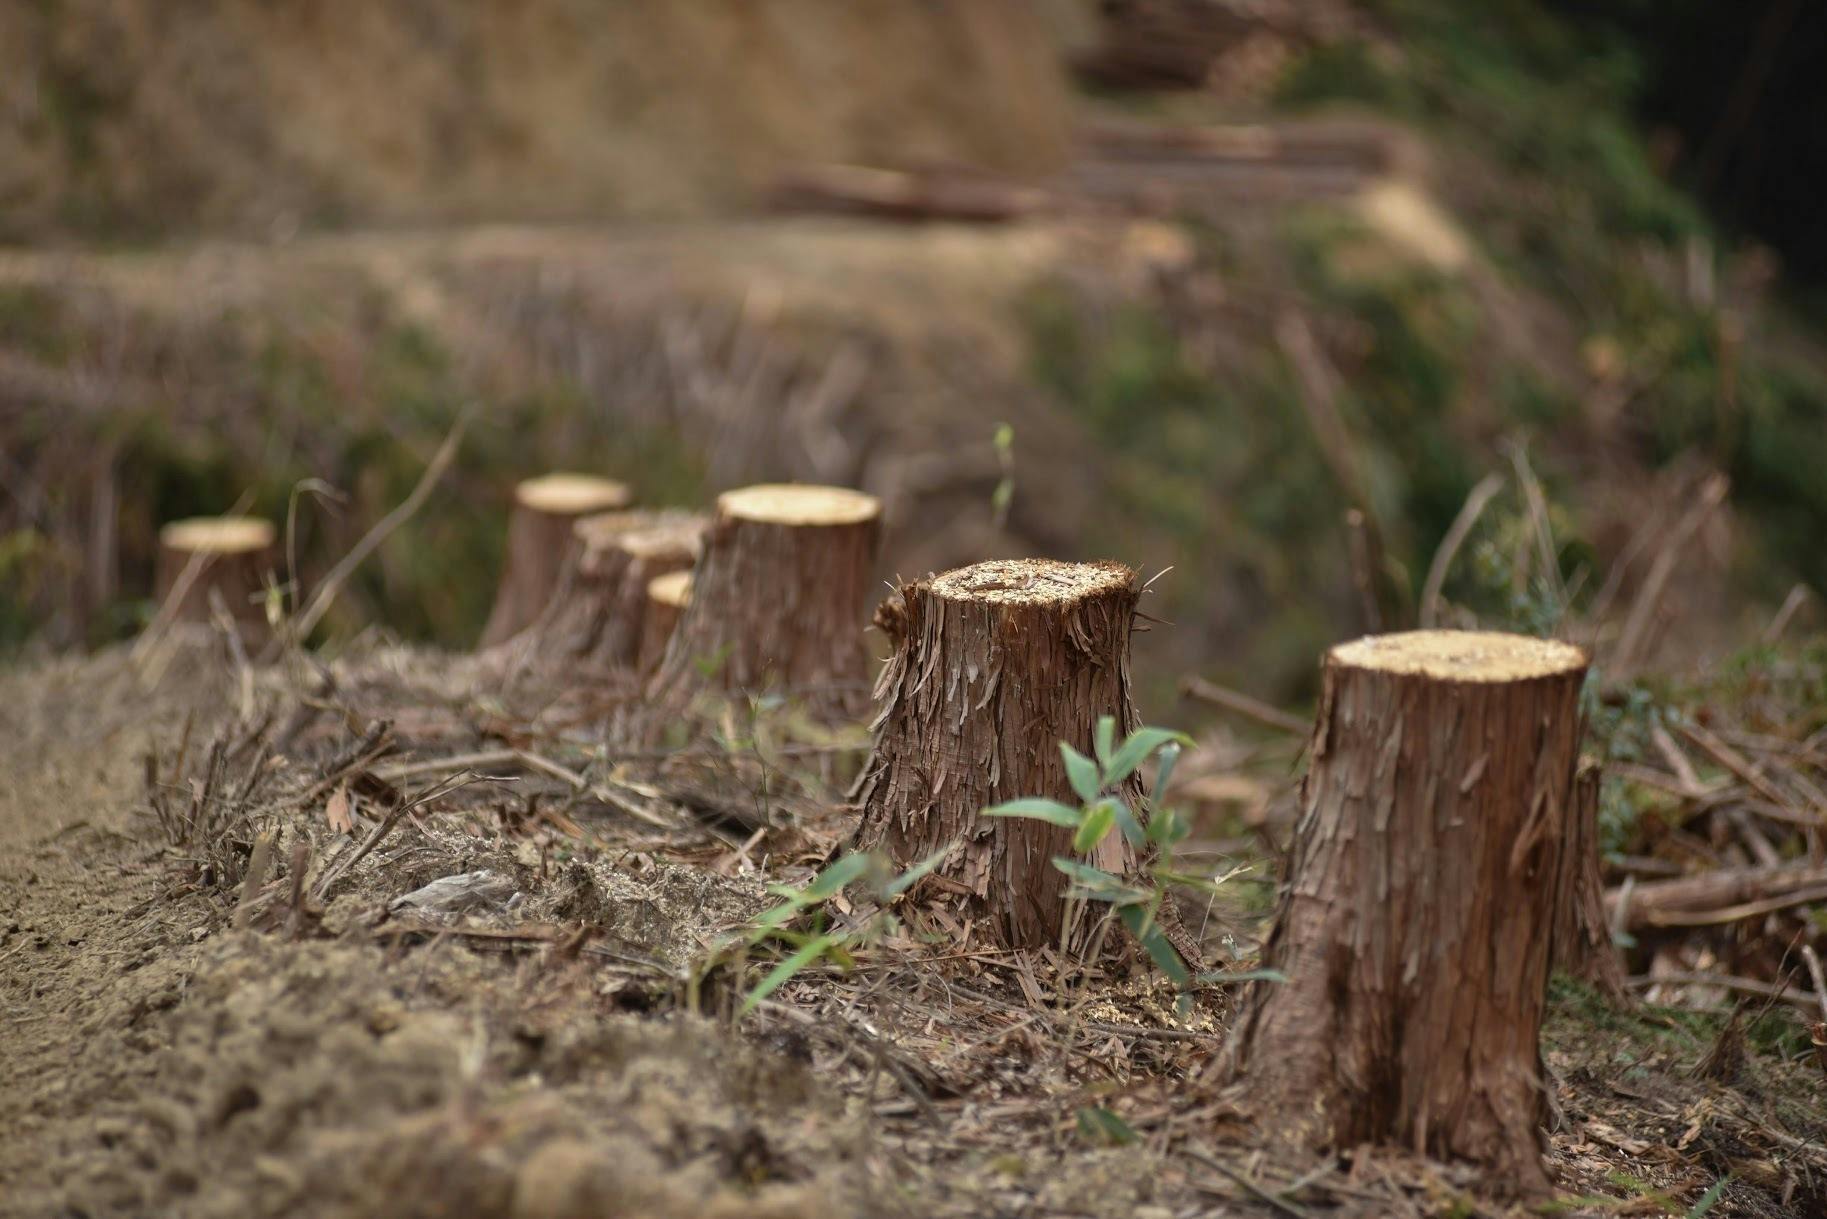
xmin=480 ymin=474 xmax=632 ymax=647
xmin=853 ymin=559 xmax=1141 ymax=949
xmin=1551 ymin=759 xmax=1626 ymax=1000
xmin=528 ymin=509 xmax=704 ymax=670
xmin=154 ymin=516 xmax=278 ymax=643
xmin=639 ymin=571 xmax=694 ymax=676
xmin=1226 ymin=629 xmax=1590 ymax=1196
xmin=648 ymin=484 xmax=881 ymax=712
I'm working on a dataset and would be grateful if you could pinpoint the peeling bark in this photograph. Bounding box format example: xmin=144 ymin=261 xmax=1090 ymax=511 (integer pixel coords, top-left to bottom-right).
xmin=154 ymin=516 xmax=277 ymax=644
xmin=525 ymin=509 xmax=704 ymax=671
xmin=852 ymin=558 xmax=1142 ymax=950
xmin=480 ymin=474 xmax=631 ymax=647
xmin=1550 ymin=760 xmax=1626 ymax=1000
xmin=1226 ymin=630 xmax=1590 ymax=1196
xmin=647 ymin=484 xmax=880 ymax=714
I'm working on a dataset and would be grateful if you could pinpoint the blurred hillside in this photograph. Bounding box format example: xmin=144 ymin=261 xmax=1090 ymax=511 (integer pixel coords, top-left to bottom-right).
xmin=2 ymin=0 xmax=1824 ymax=706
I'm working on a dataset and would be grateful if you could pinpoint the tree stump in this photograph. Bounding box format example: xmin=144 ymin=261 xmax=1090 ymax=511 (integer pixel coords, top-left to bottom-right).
xmin=647 ymin=484 xmax=881 ymax=711
xmin=853 ymin=558 xmax=1141 ymax=949
xmin=1550 ymin=759 xmax=1626 ymax=1000
xmin=154 ymin=516 xmax=278 ymax=643
xmin=638 ymin=571 xmax=694 ymax=676
xmin=525 ymin=509 xmax=704 ymax=670
xmin=1226 ymin=629 xmax=1590 ymax=1195
xmin=479 ymin=474 xmax=632 ymax=647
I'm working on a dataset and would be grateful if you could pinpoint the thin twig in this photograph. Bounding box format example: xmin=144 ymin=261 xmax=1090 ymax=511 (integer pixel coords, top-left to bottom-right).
xmin=1419 ymin=471 xmax=1505 ymax=628
xmin=1180 ymin=676 xmax=1309 ymax=735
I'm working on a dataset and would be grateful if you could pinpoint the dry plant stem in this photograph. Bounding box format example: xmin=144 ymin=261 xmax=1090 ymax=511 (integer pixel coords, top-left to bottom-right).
xmin=1179 ymin=675 xmax=1309 ymax=735
xmin=481 ymin=472 xmax=634 ymax=647
xmin=853 ymin=558 xmax=1140 ymax=950
xmin=1419 ymin=471 xmax=1506 ymax=628
xmin=1227 ymin=629 xmax=1590 ymax=1196
xmin=1549 ymin=760 xmax=1626 ymax=999
xmin=1612 ymin=472 xmax=1729 ymax=672
xmin=648 ymin=484 xmax=881 ymax=712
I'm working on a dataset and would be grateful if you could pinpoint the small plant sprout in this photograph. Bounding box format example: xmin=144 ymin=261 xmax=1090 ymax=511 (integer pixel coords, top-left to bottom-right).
xmin=703 ymin=845 xmax=957 ymax=1016
xmin=984 ymin=717 xmax=1268 ymax=1007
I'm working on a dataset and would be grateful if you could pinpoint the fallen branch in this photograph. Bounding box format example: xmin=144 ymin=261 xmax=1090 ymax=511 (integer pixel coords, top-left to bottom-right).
xmin=1179 ymin=675 xmax=1309 ymax=735
xmin=1605 ymin=863 xmax=1827 ymax=930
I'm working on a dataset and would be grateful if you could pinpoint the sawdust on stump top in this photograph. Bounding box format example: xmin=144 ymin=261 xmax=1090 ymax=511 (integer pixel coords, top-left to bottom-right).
xmin=717 ymin=483 xmax=879 ymax=527
xmin=159 ymin=516 xmax=277 ymax=554
xmin=1330 ymin=628 xmax=1588 ymax=682
xmin=929 ymin=557 xmax=1132 ymax=607
xmin=516 ymin=473 xmax=632 ymax=515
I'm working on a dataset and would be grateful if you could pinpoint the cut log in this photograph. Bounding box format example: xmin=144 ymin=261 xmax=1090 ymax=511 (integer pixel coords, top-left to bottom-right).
xmin=154 ymin=516 xmax=278 ymax=642
xmin=1226 ymin=629 xmax=1590 ymax=1196
xmin=1550 ymin=760 xmax=1627 ymax=999
xmin=479 ymin=474 xmax=632 ymax=647
xmin=647 ymin=484 xmax=881 ymax=712
xmin=523 ymin=509 xmax=704 ymax=670
xmin=853 ymin=558 xmax=1142 ymax=950
xmin=639 ymin=570 xmax=693 ymax=677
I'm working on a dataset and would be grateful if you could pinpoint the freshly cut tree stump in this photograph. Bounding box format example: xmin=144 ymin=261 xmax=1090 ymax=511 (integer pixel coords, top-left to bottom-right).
xmin=1226 ymin=629 xmax=1590 ymax=1195
xmin=480 ymin=474 xmax=632 ymax=647
xmin=648 ymin=484 xmax=881 ymax=710
xmin=526 ymin=509 xmax=704 ymax=670
xmin=639 ymin=570 xmax=694 ymax=676
xmin=853 ymin=558 xmax=1141 ymax=949
xmin=1550 ymin=759 xmax=1626 ymax=1000
xmin=154 ymin=516 xmax=278 ymax=641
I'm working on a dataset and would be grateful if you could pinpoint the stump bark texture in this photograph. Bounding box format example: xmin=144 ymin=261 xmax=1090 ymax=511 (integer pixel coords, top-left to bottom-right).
xmin=1550 ymin=759 xmax=1626 ymax=1000
xmin=853 ymin=558 xmax=1141 ymax=949
xmin=648 ymin=484 xmax=880 ymax=710
xmin=639 ymin=571 xmax=693 ymax=676
xmin=528 ymin=509 xmax=704 ymax=670
xmin=154 ymin=516 xmax=278 ymax=642
xmin=1226 ymin=629 xmax=1590 ymax=1195
xmin=480 ymin=474 xmax=632 ymax=647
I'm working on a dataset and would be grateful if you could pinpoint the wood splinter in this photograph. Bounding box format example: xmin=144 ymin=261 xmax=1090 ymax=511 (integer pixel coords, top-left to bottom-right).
xmin=647 ymin=483 xmax=881 ymax=713
xmin=154 ymin=516 xmax=278 ymax=643
xmin=853 ymin=558 xmax=1144 ymax=950
xmin=480 ymin=473 xmax=632 ymax=647
xmin=1225 ymin=629 xmax=1590 ymax=1196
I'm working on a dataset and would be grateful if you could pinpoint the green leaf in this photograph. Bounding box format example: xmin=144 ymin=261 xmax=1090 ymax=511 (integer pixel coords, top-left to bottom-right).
xmin=742 ymin=933 xmax=840 ymax=1013
xmin=984 ymin=798 xmax=1081 ymax=828
xmin=1061 ymin=743 xmax=1101 ymax=803
xmin=1151 ymin=741 xmax=1183 ymax=803
xmin=1145 ymin=805 xmax=1191 ymax=848
xmin=1075 ymin=1106 xmax=1137 ymax=1146
xmin=1118 ymin=902 xmax=1190 ymax=987
xmin=1072 ymin=800 xmax=1117 ymax=854
xmin=1093 ymin=716 xmax=1116 ymax=768
xmin=884 ymin=843 xmax=957 ymax=898
xmin=1051 ymin=857 xmax=1152 ymax=905
xmin=1110 ymin=798 xmax=1146 ymax=849
xmin=1103 ymin=727 xmax=1195 ymax=788
xmin=1686 ymin=1176 xmax=1730 ymax=1218
xmin=801 ymin=853 xmax=873 ymax=901
xmin=1191 ymin=968 xmax=1288 ymax=986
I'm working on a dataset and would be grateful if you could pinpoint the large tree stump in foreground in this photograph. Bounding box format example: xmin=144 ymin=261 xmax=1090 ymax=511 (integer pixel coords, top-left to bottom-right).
xmin=853 ymin=558 xmax=1141 ymax=949
xmin=526 ymin=509 xmax=704 ymax=670
xmin=638 ymin=571 xmax=694 ymax=676
xmin=154 ymin=516 xmax=278 ymax=642
xmin=480 ymin=474 xmax=632 ymax=647
xmin=1550 ymin=759 xmax=1626 ymax=1000
xmin=648 ymin=484 xmax=881 ymax=712
xmin=1227 ymin=630 xmax=1589 ymax=1195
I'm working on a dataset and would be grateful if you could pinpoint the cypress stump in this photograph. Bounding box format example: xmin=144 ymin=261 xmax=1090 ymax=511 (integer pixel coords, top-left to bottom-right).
xmin=1550 ymin=759 xmax=1625 ymax=999
xmin=527 ymin=509 xmax=704 ymax=669
xmin=853 ymin=558 xmax=1141 ymax=949
xmin=480 ymin=474 xmax=632 ymax=647
xmin=647 ymin=484 xmax=881 ymax=711
xmin=638 ymin=571 xmax=694 ymax=676
xmin=1226 ymin=629 xmax=1590 ymax=1194
xmin=154 ymin=516 xmax=278 ymax=643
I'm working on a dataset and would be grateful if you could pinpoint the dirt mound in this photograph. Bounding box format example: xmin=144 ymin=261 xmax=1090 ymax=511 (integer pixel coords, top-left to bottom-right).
xmin=0 ymin=0 xmax=1072 ymax=242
